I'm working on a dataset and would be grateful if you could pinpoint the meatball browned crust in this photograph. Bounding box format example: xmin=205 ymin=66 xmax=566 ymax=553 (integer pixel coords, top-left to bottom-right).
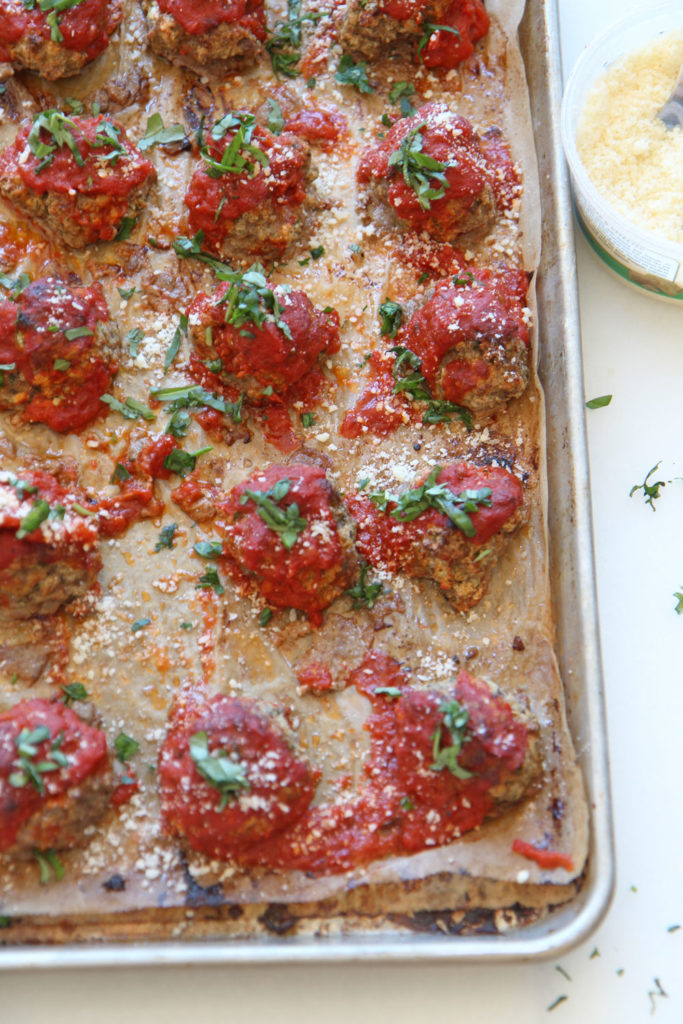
xmin=143 ymin=0 xmax=266 ymax=76
xmin=0 ymin=698 xmax=113 ymax=855
xmin=0 ymin=469 xmax=102 ymax=621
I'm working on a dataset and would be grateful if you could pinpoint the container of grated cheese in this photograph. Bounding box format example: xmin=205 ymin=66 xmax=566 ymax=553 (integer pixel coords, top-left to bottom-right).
xmin=561 ymin=3 xmax=683 ymax=302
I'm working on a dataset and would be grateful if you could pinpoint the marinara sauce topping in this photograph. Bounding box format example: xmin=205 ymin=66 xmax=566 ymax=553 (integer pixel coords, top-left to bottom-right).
xmin=184 ymin=115 xmax=309 ymax=254
xmin=4 ymin=113 xmax=155 ymax=198
xmin=0 ymin=277 xmax=117 ymax=433
xmin=0 ymin=0 xmax=123 ymax=60
xmin=156 ymin=0 xmax=266 ymax=38
xmin=216 ymin=463 xmax=357 ymax=621
xmin=358 ymin=103 xmax=497 ymax=238
xmin=159 ymin=693 xmax=316 ymax=860
xmin=0 ymin=698 xmax=110 ymax=852
xmin=188 ymin=272 xmax=340 ymax=398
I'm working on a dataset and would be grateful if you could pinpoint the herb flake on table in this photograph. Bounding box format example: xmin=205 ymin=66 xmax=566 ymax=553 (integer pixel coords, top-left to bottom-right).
xmin=585 ymin=394 xmax=612 ymax=409
xmin=629 ymin=462 xmax=666 ymax=510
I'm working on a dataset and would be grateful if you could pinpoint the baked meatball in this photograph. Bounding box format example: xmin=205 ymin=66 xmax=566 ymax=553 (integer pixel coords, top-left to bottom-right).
xmin=216 ymin=463 xmax=359 ymax=622
xmin=159 ymin=693 xmax=315 ymax=860
xmin=184 ymin=112 xmax=312 ymax=262
xmin=394 ymin=265 xmax=531 ymax=412
xmin=0 ymin=111 xmax=156 ymax=248
xmin=0 ymin=0 xmax=122 ymax=79
xmin=187 ymin=269 xmax=339 ymax=402
xmin=351 ymin=651 xmax=541 ymax=840
xmin=143 ymin=0 xmax=265 ymax=76
xmin=0 ymin=276 xmax=119 ymax=433
xmin=0 ymin=698 xmax=113 ymax=855
xmin=358 ymin=103 xmax=501 ymax=242
xmin=339 ymin=0 xmax=488 ymax=69
xmin=0 ymin=468 xmax=102 ymax=621
xmin=347 ymin=462 xmax=524 ymax=611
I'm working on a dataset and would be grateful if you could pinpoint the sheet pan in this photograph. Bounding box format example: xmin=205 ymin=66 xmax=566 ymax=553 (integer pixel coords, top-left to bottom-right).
xmin=0 ymin=0 xmax=614 ymax=965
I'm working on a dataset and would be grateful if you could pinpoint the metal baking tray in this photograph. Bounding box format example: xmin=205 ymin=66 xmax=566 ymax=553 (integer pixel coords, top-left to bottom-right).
xmin=0 ymin=0 xmax=614 ymax=967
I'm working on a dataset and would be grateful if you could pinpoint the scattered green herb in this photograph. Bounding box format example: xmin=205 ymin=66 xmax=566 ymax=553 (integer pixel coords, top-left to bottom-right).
xmin=118 ymin=285 xmax=136 ymax=300
xmin=125 ymin=327 xmax=143 ymax=357
xmin=138 ymin=112 xmax=185 ymax=150
xmin=64 ymin=326 xmax=93 ymax=341
xmin=28 ymin=109 xmax=84 ymax=171
xmin=388 ymin=121 xmax=447 ymax=210
xmin=111 ymin=462 xmax=131 ymax=484
xmin=629 ymin=463 xmax=666 ymax=510
xmin=0 ymin=272 xmax=30 ymax=298
xmin=547 ymin=996 xmax=568 ymax=1013
xmin=647 ymin=978 xmax=668 ymax=1015
xmin=16 ymin=499 xmax=50 ymax=539
xmin=194 ymin=540 xmax=223 ymax=559
xmin=189 ymin=730 xmax=249 ymax=810
xmin=100 ymin=393 xmax=156 ymax=422
xmin=163 ymin=446 xmax=212 ymax=477
xmin=378 ymin=299 xmax=403 ymax=338
xmin=430 ymin=697 xmax=472 ymax=779
xmin=52 ymin=358 xmax=71 ymax=371
xmin=131 ymin=618 xmax=151 ymax=633
xmin=388 ymin=80 xmax=416 ymax=117
xmin=400 ymin=796 xmax=414 ymax=811
xmin=9 ymin=725 xmax=63 ymax=794
xmin=336 ymin=54 xmax=374 ymax=94
xmin=114 ymin=216 xmax=136 ymax=241
xmin=374 ymin=686 xmax=402 ymax=698
xmin=266 ymin=98 xmax=284 ymax=135
xmin=164 ymin=314 xmax=188 ymax=371
xmin=196 ymin=566 xmax=225 ymax=595
xmin=155 ymin=523 xmax=177 ymax=551
xmin=61 ymin=682 xmax=88 ymax=706
xmin=300 ymin=411 xmax=315 ymax=428
xmin=555 ymin=965 xmax=571 ymax=982
xmin=417 ymin=22 xmax=461 ymax=63
xmin=240 ymin=477 xmax=307 ymax=550
xmin=370 ymin=467 xmax=491 ymax=537
xmin=200 ymin=112 xmax=268 ymax=178
xmin=114 ymin=732 xmax=139 ymax=762
xmin=33 ymin=848 xmax=64 ymax=886
xmin=345 ymin=562 xmax=383 ymax=610
xmin=585 ymin=394 xmax=612 ymax=409
xmin=266 ymin=0 xmax=322 ymax=78
xmin=258 ymin=608 xmax=273 ymax=627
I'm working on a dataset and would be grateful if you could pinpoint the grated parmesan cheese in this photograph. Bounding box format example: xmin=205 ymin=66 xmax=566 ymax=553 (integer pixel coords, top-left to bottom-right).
xmin=577 ymin=31 xmax=683 ymax=244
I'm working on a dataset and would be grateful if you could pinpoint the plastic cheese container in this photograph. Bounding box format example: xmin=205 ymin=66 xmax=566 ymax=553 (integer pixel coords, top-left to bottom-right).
xmin=561 ymin=3 xmax=683 ymax=302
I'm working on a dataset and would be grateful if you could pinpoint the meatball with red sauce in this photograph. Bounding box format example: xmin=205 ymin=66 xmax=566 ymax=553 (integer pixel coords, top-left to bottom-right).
xmin=347 ymin=462 xmax=525 ymax=611
xmin=158 ymin=693 xmax=316 ymax=860
xmin=142 ymin=0 xmax=265 ymax=76
xmin=0 ymin=111 xmax=156 ymax=248
xmin=395 ymin=265 xmax=531 ymax=412
xmin=339 ymin=0 xmax=488 ymax=69
xmin=0 ymin=0 xmax=122 ymax=79
xmin=0 ymin=276 xmax=119 ymax=433
xmin=188 ymin=268 xmax=339 ymax=402
xmin=216 ymin=463 xmax=359 ymax=622
xmin=184 ymin=112 xmax=312 ymax=262
xmin=358 ymin=104 xmax=507 ymax=242
xmin=0 ymin=698 xmax=113 ymax=855
xmin=0 ymin=468 xmax=102 ymax=621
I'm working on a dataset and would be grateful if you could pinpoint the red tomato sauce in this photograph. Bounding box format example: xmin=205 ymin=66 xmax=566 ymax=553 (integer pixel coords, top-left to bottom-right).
xmin=296 ymin=661 xmax=335 ymax=694
xmin=160 ymin=652 xmax=530 ymax=871
xmin=216 ymin=463 xmax=351 ymax=621
xmin=395 ymin=266 xmax=531 ymax=403
xmin=94 ymin=436 xmax=174 ymax=537
xmin=340 ymin=350 xmax=415 ymax=439
xmin=283 ymin=107 xmax=347 ymax=150
xmin=0 ymin=277 xmax=117 ymax=433
xmin=188 ymin=280 xmax=339 ymax=394
xmin=511 ymin=838 xmax=574 ymax=873
xmin=157 ymin=0 xmax=265 ymax=39
xmin=4 ymin=114 xmax=154 ymax=198
xmin=346 ymin=463 xmax=523 ymax=573
xmin=358 ymin=104 xmax=494 ymax=236
xmin=184 ymin=126 xmax=308 ymax=254
xmin=0 ymin=0 xmax=122 ymax=60
xmin=0 ymin=698 xmax=109 ymax=852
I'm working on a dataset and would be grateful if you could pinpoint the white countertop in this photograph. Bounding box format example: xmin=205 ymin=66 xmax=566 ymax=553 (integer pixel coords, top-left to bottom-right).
xmin=4 ymin=1 xmax=682 ymax=1020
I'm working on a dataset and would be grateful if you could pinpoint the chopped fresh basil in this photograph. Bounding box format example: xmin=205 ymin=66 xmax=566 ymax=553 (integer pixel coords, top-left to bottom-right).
xmin=310 ymin=245 xmax=324 ymax=259
xmin=430 ymin=697 xmax=472 ymax=778
xmin=388 ymin=121 xmax=448 ymax=210
xmin=388 ymin=81 xmax=416 ymax=117
xmin=0 ymin=272 xmax=30 ymax=298
xmin=389 ymin=345 xmax=472 ymax=428
xmin=335 ymin=54 xmax=374 ymax=94
xmin=114 ymin=217 xmax=137 ymax=241
xmin=152 ymin=382 xmax=243 ymax=426
xmin=266 ymin=0 xmax=321 ymax=79
xmin=155 ymin=523 xmax=177 ymax=551
xmin=28 ymin=109 xmax=84 ymax=171
xmin=164 ymin=315 xmax=187 ymax=372
xmin=374 ymin=686 xmax=402 ymax=698
xmin=300 ymin=412 xmax=315 ymax=428
xmin=61 ymin=682 xmax=88 ymax=706
xmin=118 ymin=285 xmax=136 ymax=300
xmin=163 ymin=446 xmax=212 ymax=478
xmin=629 ymin=462 xmax=666 ymax=511
xmin=370 ymin=466 xmax=492 ymax=538
xmin=16 ymin=499 xmax=50 ymax=539
xmin=52 ymin=358 xmax=70 ymax=371
xmin=346 ymin=562 xmax=383 ymax=610
xmin=189 ymin=730 xmax=249 ymax=810
xmin=114 ymin=732 xmax=139 ymax=762
xmin=258 ymin=607 xmax=273 ymax=627
xmin=674 ymin=589 xmax=683 ymax=615
xmin=200 ymin=112 xmax=268 ymax=178
xmin=266 ymin=98 xmax=284 ymax=135
xmin=138 ymin=112 xmax=185 ymax=151
xmin=239 ymin=478 xmax=307 ymax=550
xmin=111 ymin=462 xmax=131 ymax=484
xmin=194 ymin=540 xmax=223 ymax=559
xmin=585 ymin=394 xmax=612 ymax=409
xmin=100 ymin=393 xmax=156 ymax=421
xmin=400 ymin=795 xmax=414 ymax=811
xmin=64 ymin=326 xmax=93 ymax=341
xmin=131 ymin=618 xmax=151 ymax=633
xmin=125 ymin=327 xmax=143 ymax=357
xmin=378 ymin=299 xmax=403 ymax=338
xmin=33 ymin=849 xmax=64 ymax=886
xmin=196 ymin=566 xmax=225 ymax=595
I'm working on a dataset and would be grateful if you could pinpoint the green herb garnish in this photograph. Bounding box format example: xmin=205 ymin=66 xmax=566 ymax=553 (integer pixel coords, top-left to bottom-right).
xmin=163 ymin=446 xmax=212 ymax=478
xmin=378 ymin=299 xmax=403 ymax=338
xmin=200 ymin=112 xmax=268 ymax=179
xmin=138 ymin=112 xmax=185 ymax=151
xmin=114 ymin=732 xmax=139 ymax=761
xmin=196 ymin=566 xmax=225 ymax=595
xmin=346 ymin=562 xmax=382 ymax=610
xmin=189 ymin=730 xmax=249 ymax=810
xmin=388 ymin=81 xmax=416 ymax=117
xmin=239 ymin=477 xmax=307 ymax=550
xmin=335 ymin=54 xmax=374 ymax=94
xmin=417 ymin=22 xmax=461 ymax=63
xmin=194 ymin=540 xmax=223 ymax=559
xmin=585 ymin=394 xmax=612 ymax=409
xmin=155 ymin=523 xmax=177 ymax=551
xmin=131 ymin=618 xmax=151 ymax=633
xmin=61 ymin=682 xmax=88 ymax=705
xmin=430 ymin=697 xmax=472 ymax=779
xmin=370 ymin=466 xmax=491 ymax=537
xmin=266 ymin=0 xmax=321 ymax=79
xmin=388 ymin=121 xmax=447 ymax=210
xmin=100 ymin=394 xmax=156 ymax=422
xmin=16 ymin=499 xmax=50 ymax=539
xmin=629 ymin=463 xmax=666 ymax=511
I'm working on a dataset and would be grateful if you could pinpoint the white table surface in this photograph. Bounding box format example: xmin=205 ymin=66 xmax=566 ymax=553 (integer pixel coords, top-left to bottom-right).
xmin=4 ymin=1 xmax=682 ymax=1020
